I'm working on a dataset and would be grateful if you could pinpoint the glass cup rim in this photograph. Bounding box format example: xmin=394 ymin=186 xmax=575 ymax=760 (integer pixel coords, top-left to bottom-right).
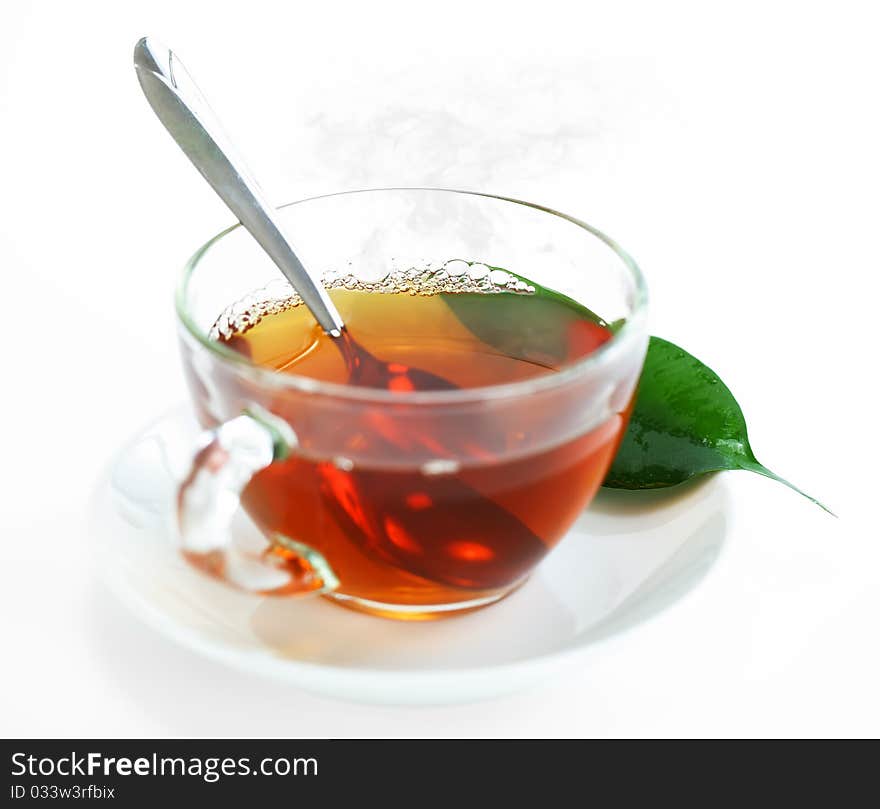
xmin=176 ymin=187 xmax=649 ymax=405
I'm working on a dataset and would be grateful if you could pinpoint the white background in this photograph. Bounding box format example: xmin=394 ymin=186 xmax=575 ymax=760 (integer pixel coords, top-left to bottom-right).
xmin=1 ymin=0 xmax=877 ymax=737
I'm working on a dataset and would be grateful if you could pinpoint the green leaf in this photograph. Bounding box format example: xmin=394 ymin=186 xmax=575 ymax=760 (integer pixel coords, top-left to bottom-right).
xmin=605 ymin=337 xmax=833 ymax=514
xmin=442 ymin=267 xmax=832 ymax=514
xmin=440 ymin=265 xmax=609 ymax=367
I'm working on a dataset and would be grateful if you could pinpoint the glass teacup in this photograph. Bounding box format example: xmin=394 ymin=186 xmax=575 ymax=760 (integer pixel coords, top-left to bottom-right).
xmin=175 ymin=189 xmax=648 ymax=619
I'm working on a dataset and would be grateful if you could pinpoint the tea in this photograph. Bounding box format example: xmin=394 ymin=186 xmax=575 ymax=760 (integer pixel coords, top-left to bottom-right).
xmin=210 ymin=264 xmax=631 ymax=616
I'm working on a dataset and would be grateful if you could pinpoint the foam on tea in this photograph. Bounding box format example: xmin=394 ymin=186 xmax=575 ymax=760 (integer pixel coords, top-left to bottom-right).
xmin=206 ymin=262 xmax=628 ymax=616
xmin=210 ymin=261 xmax=612 ymax=390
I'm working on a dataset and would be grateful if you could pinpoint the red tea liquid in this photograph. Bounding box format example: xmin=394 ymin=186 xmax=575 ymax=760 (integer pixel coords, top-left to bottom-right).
xmin=216 ymin=275 xmax=630 ymax=616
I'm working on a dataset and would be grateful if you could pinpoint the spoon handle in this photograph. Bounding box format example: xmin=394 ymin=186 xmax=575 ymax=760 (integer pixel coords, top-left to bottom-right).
xmin=133 ymin=37 xmax=345 ymax=336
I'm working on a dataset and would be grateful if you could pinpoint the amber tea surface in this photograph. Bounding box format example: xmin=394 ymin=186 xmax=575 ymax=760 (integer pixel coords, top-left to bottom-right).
xmin=211 ymin=269 xmax=631 ymax=616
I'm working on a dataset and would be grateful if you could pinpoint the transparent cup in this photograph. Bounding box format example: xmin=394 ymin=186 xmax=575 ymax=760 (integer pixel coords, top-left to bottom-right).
xmin=176 ymin=188 xmax=648 ymax=619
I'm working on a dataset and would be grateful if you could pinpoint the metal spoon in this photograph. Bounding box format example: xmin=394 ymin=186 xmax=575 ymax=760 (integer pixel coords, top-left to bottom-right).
xmin=134 ymin=38 xmax=549 ymax=588
xmin=133 ymin=36 xmax=456 ymax=392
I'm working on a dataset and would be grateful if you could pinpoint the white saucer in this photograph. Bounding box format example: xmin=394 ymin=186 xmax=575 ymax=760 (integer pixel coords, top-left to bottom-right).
xmin=91 ymin=407 xmax=730 ymax=705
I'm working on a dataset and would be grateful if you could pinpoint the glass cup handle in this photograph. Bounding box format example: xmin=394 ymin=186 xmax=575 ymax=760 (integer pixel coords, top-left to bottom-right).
xmin=176 ymin=406 xmax=340 ymax=596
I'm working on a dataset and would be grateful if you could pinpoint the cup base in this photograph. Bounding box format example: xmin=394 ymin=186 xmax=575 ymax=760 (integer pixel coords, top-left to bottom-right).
xmin=323 ymin=583 xmax=524 ymax=621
